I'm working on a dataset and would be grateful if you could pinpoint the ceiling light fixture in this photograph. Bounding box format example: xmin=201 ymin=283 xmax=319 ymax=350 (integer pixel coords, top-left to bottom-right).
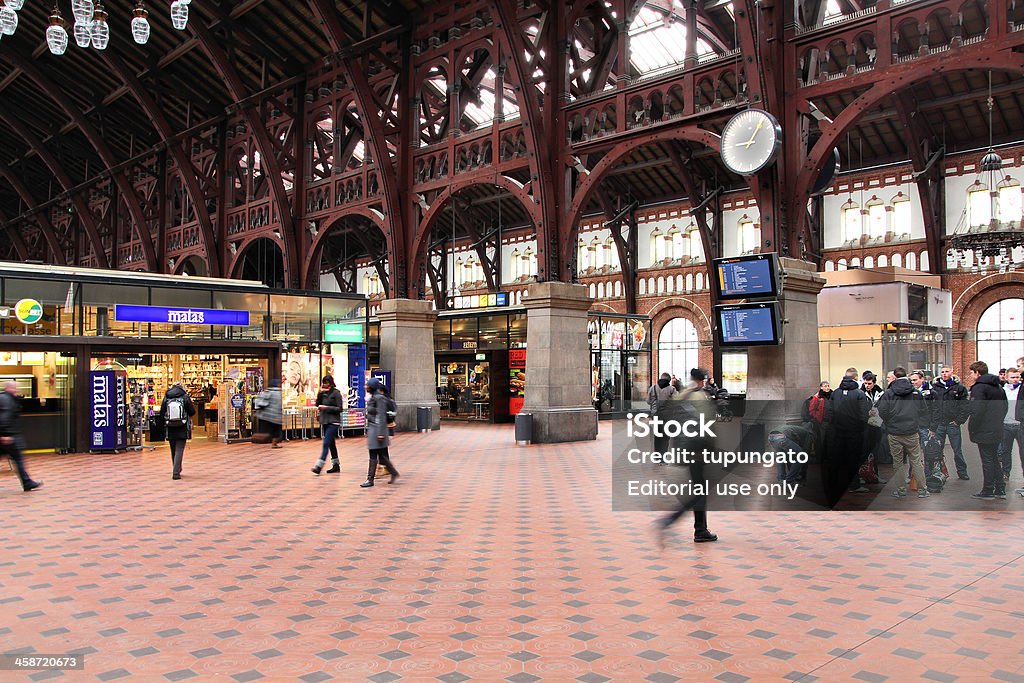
xmin=11 ymin=0 xmax=190 ymax=53
xmin=46 ymin=6 xmax=69 ymax=55
xmin=130 ymin=1 xmax=149 ymax=44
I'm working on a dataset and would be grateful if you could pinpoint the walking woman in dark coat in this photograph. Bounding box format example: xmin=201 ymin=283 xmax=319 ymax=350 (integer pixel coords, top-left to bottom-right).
xmin=361 ymin=378 xmax=399 ymax=488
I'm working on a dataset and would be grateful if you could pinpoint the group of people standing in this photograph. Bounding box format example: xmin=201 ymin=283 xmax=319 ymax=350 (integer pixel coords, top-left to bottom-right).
xmin=800 ymin=358 xmax=1022 ymax=502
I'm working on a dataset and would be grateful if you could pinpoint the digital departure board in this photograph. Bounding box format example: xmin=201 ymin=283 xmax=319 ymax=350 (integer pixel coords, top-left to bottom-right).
xmin=716 ymin=303 xmax=782 ymax=346
xmin=713 ymin=253 xmax=780 ymax=300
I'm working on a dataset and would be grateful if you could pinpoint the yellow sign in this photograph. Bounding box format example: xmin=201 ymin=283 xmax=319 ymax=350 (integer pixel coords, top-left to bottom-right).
xmin=14 ymin=298 xmax=43 ymax=325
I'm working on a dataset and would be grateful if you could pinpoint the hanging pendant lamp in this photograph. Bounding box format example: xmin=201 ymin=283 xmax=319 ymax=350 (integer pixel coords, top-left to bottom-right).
xmin=46 ymin=5 xmax=69 ymax=55
xmin=130 ymin=1 xmax=149 ymax=44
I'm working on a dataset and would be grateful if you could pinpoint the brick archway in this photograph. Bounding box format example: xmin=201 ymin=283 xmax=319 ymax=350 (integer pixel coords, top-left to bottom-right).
xmin=647 ymin=299 xmax=715 ymax=379
xmin=950 ymin=273 xmax=1024 ymax=373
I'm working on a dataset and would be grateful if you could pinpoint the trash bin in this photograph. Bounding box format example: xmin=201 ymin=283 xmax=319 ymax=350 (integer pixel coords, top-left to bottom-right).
xmin=514 ymin=413 xmax=532 ymax=446
xmin=416 ymin=406 xmax=432 ymax=433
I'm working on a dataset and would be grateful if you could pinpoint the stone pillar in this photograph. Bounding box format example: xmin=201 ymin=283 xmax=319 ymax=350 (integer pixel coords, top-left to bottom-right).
xmin=522 ymin=282 xmax=598 ymax=443
xmin=745 ymin=258 xmax=827 ymax=402
xmin=378 ymin=299 xmax=441 ymax=431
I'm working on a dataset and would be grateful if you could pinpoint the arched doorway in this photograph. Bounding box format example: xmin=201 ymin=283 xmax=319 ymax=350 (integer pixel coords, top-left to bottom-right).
xmin=658 ymin=317 xmax=700 ymax=380
xmin=977 ymin=298 xmax=1024 ymax=371
xmin=234 ymin=238 xmax=285 ymax=288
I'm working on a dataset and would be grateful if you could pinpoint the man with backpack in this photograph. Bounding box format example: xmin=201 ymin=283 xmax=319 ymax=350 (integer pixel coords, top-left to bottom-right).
xmin=161 ymin=381 xmax=197 ymax=480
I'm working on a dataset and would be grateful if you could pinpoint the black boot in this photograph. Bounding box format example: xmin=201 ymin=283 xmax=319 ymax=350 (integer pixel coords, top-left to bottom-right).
xmin=694 ymin=528 xmax=718 ymax=543
xmin=360 ymin=457 xmax=376 ymax=488
xmin=325 ymin=461 xmax=341 ymax=474
xmin=378 ymin=452 xmax=400 ymax=484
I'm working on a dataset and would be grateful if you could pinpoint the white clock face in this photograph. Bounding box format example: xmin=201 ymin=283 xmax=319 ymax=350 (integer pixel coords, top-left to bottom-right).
xmin=720 ymin=109 xmax=782 ymax=176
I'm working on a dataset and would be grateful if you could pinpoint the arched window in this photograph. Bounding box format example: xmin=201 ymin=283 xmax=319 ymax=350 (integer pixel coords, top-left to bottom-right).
xmin=604 ymin=237 xmax=617 ymax=269
xmin=838 ymin=258 xmax=848 ymax=270
xmin=696 ymin=273 xmax=705 ymax=290
xmin=650 ymin=226 xmax=665 ymax=262
xmin=977 ymin=298 xmax=1024 ymax=371
xmin=851 ymin=257 xmax=861 ymax=268
xmin=598 ymin=282 xmax=606 ymax=298
xmin=666 ymin=274 xmax=674 ymax=292
xmin=866 ymin=197 xmax=886 ymax=239
xmin=841 ymin=200 xmax=861 ymax=242
xmin=658 ymin=317 xmax=700 ymax=382
xmin=648 ymin=277 xmax=655 ymax=293
xmin=614 ymin=281 xmax=622 ymax=297
xmin=685 ymin=273 xmax=694 ymax=291
xmin=738 ymin=218 xmax=759 ymax=254
xmin=676 ymin=275 xmax=684 ymax=290
xmin=998 ymin=180 xmax=1022 ymax=224
xmin=968 ymin=181 xmax=991 ymax=227
xmin=864 ymin=256 xmax=874 ymax=269
xmin=920 ymin=250 xmax=929 ymax=272
xmin=639 ymin=278 xmax=647 ymax=295
xmin=668 ymin=224 xmax=684 ymax=260
xmin=589 ymin=284 xmax=597 ymax=298
xmin=892 ymin=194 xmax=911 ymax=234
xmin=657 ymin=277 xmax=665 ymax=294
xmin=825 ymin=260 xmax=835 ymax=271
xmin=878 ymin=254 xmax=888 ymax=267
xmin=906 ymin=251 xmax=917 ymax=270
xmin=688 ymin=226 xmax=704 ymax=261
xmin=892 ymin=253 xmax=902 ymax=268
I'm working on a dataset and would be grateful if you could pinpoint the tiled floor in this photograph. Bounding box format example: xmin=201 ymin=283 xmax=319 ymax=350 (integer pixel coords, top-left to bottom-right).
xmin=2 ymin=423 xmax=1024 ymax=682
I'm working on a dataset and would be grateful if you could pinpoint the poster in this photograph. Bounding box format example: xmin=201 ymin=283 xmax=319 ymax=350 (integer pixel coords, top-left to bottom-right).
xmin=509 ymin=349 xmax=526 ymax=415
xmin=90 ymin=370 xmax=127 ymax=450
xmin=347 ymin=345 xmax=366 ymax=409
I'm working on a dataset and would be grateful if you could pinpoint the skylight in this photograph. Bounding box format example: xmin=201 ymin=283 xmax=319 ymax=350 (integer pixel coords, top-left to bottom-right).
xmin=629 ymin=6 xmax=715 ymax=75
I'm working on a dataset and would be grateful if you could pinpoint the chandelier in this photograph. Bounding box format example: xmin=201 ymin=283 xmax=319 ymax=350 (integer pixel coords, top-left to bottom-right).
xmin=947 ymin=71 xmax=1024 ymax=267
xmin=0 ymin=1 xmax=193 ymax=56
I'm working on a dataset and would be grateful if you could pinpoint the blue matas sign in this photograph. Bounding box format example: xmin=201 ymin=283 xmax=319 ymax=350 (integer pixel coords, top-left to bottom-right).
xmin=115 ymin=304 xmax=250 ymax=326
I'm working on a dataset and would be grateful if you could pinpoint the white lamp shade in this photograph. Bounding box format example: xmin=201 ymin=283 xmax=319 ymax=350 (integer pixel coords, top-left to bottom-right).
xmin=170 ymin=1 xmax=188 ymax=30
xmin=131 ymin=16 xmax=149 ymax=44
xmin=71 ymin=0 xmax=94 ymax=23
xmin=90 ymin=18 xmax=108 ymax=49
xmin=73 ymin=21 xmax=91 ymax=47
xmin=0 ymin=8 xmax=18 ymax=36
xmin=7 ymin=0 xmax=25 ymax=12
xmin=46 ymin=25 xmax=69 ymax=55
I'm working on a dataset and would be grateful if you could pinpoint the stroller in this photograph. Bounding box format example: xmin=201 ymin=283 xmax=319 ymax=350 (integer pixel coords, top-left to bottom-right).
xmin=923 ymin=435 xmax=948 ymax=493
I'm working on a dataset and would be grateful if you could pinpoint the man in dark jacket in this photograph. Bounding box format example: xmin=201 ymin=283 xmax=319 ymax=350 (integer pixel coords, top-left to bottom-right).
xmin=0 ymin=380 xmax=42 ymax=491
xmin=827 ymin=372 xmax=871 ymax=501
xmin=161 ymin=382 xmax=197 ymax=481
xmin=910 ymin=371 xmax=937 ymax=450
xmin=967 ymin=361 xmax=1008 ymax=499
xmin=877 ymin=367 xmax=930 ymax=499
xmin=648 ymin=373 xmax=676 ymax=456
xmin=932 ymin=366 xmax=970 ymax=480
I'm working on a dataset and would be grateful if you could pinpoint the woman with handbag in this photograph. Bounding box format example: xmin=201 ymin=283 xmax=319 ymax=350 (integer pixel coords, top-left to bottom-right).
xmin=361 ymin=378 xmax=399 ymax=488
xmin=253 ymin=379 xmax=283 ymax=447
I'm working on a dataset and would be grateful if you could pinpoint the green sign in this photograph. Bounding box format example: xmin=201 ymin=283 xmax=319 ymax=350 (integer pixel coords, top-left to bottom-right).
xmin=324 ymin=323 xmax=364 ymax=343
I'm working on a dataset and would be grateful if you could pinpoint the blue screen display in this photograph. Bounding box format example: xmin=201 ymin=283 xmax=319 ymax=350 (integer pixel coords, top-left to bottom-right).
xmin=719 ymin=306 xmax=778 ymax=344
xmin=717 ymin=258 xmax=776 ymax=298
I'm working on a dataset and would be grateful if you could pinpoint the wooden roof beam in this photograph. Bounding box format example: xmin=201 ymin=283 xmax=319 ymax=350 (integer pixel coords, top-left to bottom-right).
xmin=0 ymin=108 xmax=108 ymax=267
